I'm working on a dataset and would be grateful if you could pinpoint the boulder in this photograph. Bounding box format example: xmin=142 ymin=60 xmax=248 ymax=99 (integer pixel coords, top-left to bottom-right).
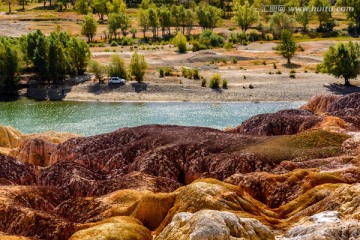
xmin=284 ymin=211 xmax=360 ymax=240
xmin=156 ymin=210 xmax=275 ymax=240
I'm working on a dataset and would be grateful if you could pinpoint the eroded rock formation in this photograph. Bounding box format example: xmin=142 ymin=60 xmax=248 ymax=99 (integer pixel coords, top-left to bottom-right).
xmin=0 ymin=93 xmax=360 ymax=239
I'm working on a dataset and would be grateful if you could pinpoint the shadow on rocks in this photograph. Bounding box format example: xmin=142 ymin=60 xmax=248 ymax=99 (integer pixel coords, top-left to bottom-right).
xmin=132 ymin=82 xmax=148 ymax=93
xmin=324 ymin=83 xmax=360 ymax=95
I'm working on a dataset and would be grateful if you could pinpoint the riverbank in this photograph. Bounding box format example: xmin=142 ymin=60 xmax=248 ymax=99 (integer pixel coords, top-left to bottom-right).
xmin=62 ymin=74 xmax=360 ymax=102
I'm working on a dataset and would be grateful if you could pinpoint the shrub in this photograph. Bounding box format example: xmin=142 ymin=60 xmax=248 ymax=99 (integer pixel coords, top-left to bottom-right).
xmin=290 ymin=69 xmax=296 ymax=74
xmin=121 ymin=37 xmax=134 ymax=46
xmin=209 ymin=73 xmax=221 ymax=89
xmin=222 ymin=79 xmax=228 ymax=89
xmin=159 ymin=68 xmax=164 ymax=77
xmin=276 ymin=70 xmax=282 ymax=74
xmin=129 ymin=52 xmax=148 ymax=83
xmin=108 ymin=54 xmax=128 ymax=79
xmin=232 ymin=57 xmax=238 ymax=64
xmin=163 ymin=67 xmax=172 ymax=76
xmin=290 ymin=73 xmax=296 ymax=78
xmin=249 ymin=30 xmax=260 ymax=42
xmin=192 ymin=40 xmax=207 ymax=52
xmin=201 ymin=77 xmax=207 ymax=87
xmin=182 ymin=67 xmax=193 ymax=79
xmin=249 ymin=84 xmax=254 ymax=89
xmin=199 ymin=30 xmax=225 ymax=48
xmin=273 ymin=63 xmax=277 ymax=69
xmin=242 ymin=39 xmax=249 ymax=46
xmin=193 ymin=68 xmax=200 ymax=80
xmin=110 ymin=40 xmax=118 ymax=47
xmin=224 ymin=41 xmax=233 ymax=50
xmin=220 ymin=58 xmax=227 ymax=64
xmin=174 ymin=32 xmax=187 ymax=53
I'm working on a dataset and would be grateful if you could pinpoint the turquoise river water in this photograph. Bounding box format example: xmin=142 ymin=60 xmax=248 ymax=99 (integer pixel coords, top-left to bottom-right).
xmin=0 ymin=98 xmax=305 ymax=136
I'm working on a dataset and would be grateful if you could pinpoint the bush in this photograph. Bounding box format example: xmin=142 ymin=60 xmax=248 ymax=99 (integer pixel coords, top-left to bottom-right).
xmin=121 ymin=37 xmax=134 ymax=46
xmin=199 ymin=30 xmax=225 ymax=48
xmin=224 ymin=41 xmax=233 ymax=50
xmin=249 ymin=30 xmax=260 ymax=42
xmin=222 ymin=79 xmax=228 ymax=89
xmin=174 ymin=32 xmax=187 ymax=53
xmin=159 ymin=68 xmax=164 ymax=77
xmin=110 ymin=40 xmax=118 ymax=47
xmin=201 ymin=77 xmax=207 ymax=87
xmin=290 ymin=73 xmax=296 ymax=78
xmin=191 ymin=40 xmax=207 ymax=52
xmin=290 ymin=69 xmax=296 ymax=74
xmin=249 ymin=84 xmax=254 ymax=89
xmin=163 ymin=67 xmax=172 ymax=76
xmin=232 ymin=57 xmax=238 ymax=64
xmin=108 ymin=54 xmax=127 ymax=79
xmin=193 ymin=68 xmax=200 ymax=80
xmin=209 ymin=73 xmax=221 ymax=89
xmin=182 ymin=67 xmax=193 ymax=79
xmin=129 ymin=52 xmax=148 ymax=83
xmin=276 ymin=70 xmax=282 ymax=74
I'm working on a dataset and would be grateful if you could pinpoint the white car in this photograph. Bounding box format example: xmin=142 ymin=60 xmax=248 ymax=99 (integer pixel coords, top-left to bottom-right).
xmin=108 ymin=77 xmax=126 ymax=85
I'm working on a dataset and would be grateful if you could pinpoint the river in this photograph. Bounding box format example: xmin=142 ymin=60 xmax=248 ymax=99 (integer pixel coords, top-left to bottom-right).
xmin=0 ymin=98 xmax=305 ymax=136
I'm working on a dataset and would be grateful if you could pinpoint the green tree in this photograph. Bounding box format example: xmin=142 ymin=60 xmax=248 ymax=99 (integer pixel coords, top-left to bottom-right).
xmin=148 ymin=7 xmax=159 ymax=38
xmin=0 ymin=38 xmax=20 ymax=94
xmin=67 ymin=37 xmax=91 ymax=75
xmin=196 ymin=5 xmax=223 ymax=30
xmin=48 ymin=36 xmax=70 ymax=84
xmin=33 ymin=34 xmax=49 ymax=81
xmin=91 ymin=0 xmax=107 ymax=21
xmin=7 ymin=0 xmax=14 ymax=14
xmin=81 ymin=14 xmax=97 ymax=42
xmin=108 ymin=54 xmax=127 ymax=79
xmin=232 ymin=0 xmax=259 ymax=32
xmin=89 ymin=60 xmax=106 ymax=83
xmin=270 ymin=12 xmax=296 ymax=38
xmin=171 ymin=5 xmax=180 ymax=33
xmin=310 ymin=0 xmax=331 ymax=29
xmin=129 ymin=52 xmax=148 ymax=82
xmin=173 ymin=32 xmax=187 ymax=53
xmin=276 ymin=30 xmax=297 ymax=64
xmin=178 ymin=5 xmax=187 ymax=34
xmin=159 ymin=5 xmax=172 ymax=37
xmin=106 ymin=0 xmax=126 ymax=14
xmin=138 ymin=9 xmax=150 ymax=38
xmin=318 ymin=41 xmax=360 ymax=86
xmin=296 ymin=10 xmax=314 ymax=32
xmin=74 ymin=0 xmax=91 ymax=14
xmin=108 ymin=12 xmax=130 ymax=39
xmin=139 ymin=0 xmax=151 ymax=9
xmin=337 ymin=0 xmax=360 ymax=33
xmin=185 ymin=9 xmax=195 ymax=35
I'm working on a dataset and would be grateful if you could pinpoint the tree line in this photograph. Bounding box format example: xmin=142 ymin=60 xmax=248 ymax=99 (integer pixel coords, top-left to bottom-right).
xmin=0 ymin=30 xmax=90 ymax=94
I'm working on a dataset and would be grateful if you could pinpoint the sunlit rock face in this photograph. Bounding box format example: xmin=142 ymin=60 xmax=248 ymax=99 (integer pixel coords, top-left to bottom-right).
xmin=283 ymin=211 xmax=360 ymax=240
xmin=156 ymin=210 xmax=275 ymax=240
